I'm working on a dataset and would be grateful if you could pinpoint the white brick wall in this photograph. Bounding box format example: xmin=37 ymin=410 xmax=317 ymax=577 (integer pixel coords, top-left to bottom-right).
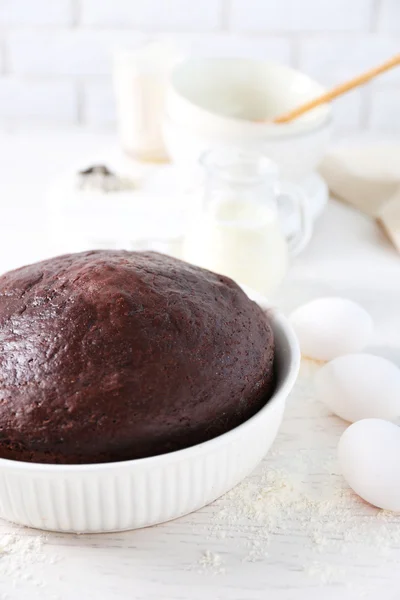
xmin=180 ymin=33 xmax=292 ymax=62
xmin=0 ymin=78 xmax=76 ymax=124
xmin=0 ymin=0 xmax=73 ymax=27
xmin=83 ymin=80 xmax=115 ymax=126
xmin=378 ymin=0 xmax=400 ymax=32
xmin=369 ymin=88 xmax=400 ymax=132
xmin=81 ymin=0 xmax=223 ymax=31
xmin=299 ymin=35 xmax=400 ymax=85
xmin=230 ymin=0 xmax=372 ymax=32
xmin=0 ymin=0 xmax=398 ymax=133
xmin=9 ymin=31 xmax=145 ymax=76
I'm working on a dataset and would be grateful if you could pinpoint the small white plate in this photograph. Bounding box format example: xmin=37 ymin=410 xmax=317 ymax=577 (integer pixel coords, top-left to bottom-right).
xmin=47 ymin=163 xmax=327 ymax=257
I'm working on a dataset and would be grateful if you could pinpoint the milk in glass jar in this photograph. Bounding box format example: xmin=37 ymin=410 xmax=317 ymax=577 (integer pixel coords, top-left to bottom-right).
xmin=183 ymin=149 xmax=311 ymax=297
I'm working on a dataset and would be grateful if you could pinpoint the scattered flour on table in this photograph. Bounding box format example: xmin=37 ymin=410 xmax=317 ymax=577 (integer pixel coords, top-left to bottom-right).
xmin=196 ymin=550 xmax=226 ymax=575
xmin=195 ymin=359 xmax=400 ymax=584
xmin=0 ymin=532 xmax=55 ymax=590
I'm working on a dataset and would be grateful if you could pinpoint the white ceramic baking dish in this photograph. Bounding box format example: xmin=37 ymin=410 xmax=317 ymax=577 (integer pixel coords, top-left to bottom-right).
xmin=0 ymin=289 xmax=300 ymax=533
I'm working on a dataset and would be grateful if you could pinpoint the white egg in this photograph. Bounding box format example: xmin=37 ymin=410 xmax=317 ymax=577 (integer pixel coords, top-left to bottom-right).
xmin=289 ymin=297 xmax=373 ymax=361
xmin=338 ymin=419 xmax=400 ymax=511
xmin=315 ymin=353 xmax=400 ymax=422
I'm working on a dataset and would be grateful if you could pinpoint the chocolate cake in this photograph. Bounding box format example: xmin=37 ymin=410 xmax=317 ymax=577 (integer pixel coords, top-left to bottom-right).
xmin=0 ymin=250 xmax=275 ymax=464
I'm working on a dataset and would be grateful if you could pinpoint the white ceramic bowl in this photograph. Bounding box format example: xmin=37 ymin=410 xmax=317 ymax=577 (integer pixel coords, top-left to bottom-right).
xmin=164 ymin=57 xmax=333 ymax=180
xmin=0 ymin=289 xmax=299 ymax=533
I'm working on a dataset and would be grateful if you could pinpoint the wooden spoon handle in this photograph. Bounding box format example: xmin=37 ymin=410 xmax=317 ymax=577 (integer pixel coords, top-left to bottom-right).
xmin=273 ymin=54 xmax=400 ymax=124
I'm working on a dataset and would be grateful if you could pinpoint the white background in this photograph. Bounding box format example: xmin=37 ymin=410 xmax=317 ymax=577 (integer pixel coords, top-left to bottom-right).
xmin=0 ymin=0 xmax=399 ymax=133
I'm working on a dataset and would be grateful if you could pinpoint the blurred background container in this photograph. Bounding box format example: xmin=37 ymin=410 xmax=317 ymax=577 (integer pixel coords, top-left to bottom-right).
xmin=0 ymin=0 xmax=399 ymax=289
xmin=0 ymin=0 xmax=399 ymax=135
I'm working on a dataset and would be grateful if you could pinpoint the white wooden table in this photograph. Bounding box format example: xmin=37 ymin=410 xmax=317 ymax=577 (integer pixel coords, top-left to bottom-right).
xmin=0 ymin=131 xmax=400 ymax=600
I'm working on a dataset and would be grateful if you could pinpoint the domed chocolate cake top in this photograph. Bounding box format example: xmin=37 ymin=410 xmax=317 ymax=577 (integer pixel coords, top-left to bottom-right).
xmin=0 ymin=250 xmax=274 ymax=464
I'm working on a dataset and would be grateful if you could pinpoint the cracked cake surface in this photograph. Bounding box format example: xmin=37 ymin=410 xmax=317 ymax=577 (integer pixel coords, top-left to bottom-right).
xmin=0 ymin=250 xmax=275 ymax=464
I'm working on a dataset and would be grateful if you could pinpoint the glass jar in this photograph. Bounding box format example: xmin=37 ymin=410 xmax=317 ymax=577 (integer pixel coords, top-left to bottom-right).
xmin=113 ymin=40 xmax=180 ymax=163
xmin=183 ymin=148 xmax=312 ymax=297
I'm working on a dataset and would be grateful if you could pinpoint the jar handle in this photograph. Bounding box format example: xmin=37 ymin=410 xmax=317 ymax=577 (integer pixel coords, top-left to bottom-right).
xmin=275 ymin=182 xmax=313 ymax=257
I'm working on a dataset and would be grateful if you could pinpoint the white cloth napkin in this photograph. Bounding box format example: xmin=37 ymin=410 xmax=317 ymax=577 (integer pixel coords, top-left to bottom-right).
xmin=319 ymin=143 xmax=400 ymax=251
